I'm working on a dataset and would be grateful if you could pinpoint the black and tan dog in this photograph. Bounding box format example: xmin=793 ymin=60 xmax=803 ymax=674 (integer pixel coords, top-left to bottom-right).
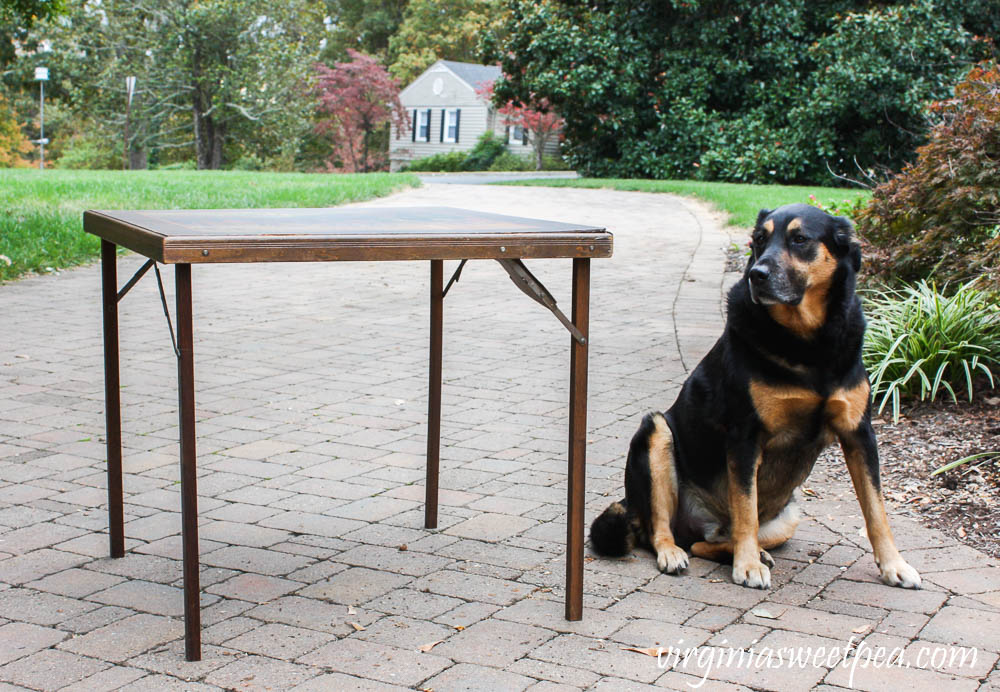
xmin=590 ymin=203 xmax=921 ymax=590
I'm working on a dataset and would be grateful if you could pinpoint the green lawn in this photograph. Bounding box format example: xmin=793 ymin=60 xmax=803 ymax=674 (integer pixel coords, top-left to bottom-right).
xmin=0 ymin=169 xmax=420 ymax=282
xmin=497 ymin=178 xmax=871 ymax=229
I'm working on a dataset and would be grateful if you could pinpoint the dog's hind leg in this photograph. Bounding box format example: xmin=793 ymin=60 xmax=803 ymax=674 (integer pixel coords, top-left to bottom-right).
xmin=646 ymin=414 xmax=689 ymax=574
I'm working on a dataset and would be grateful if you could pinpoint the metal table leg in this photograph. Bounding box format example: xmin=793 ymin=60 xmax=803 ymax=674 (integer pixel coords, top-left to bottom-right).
xmin=566 ymin=258 xmax=590 ymax=620
xmin=101 ymin=240 xmax=125 ymax=559
xmin=175 ymin=264 xmax=201 ymax=661
xmin=425 ymin=260 xmax=443 ymax=529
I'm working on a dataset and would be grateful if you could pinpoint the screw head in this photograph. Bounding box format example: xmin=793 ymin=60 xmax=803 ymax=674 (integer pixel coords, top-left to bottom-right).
xmin=201 ymin=250 xmax=209 ymax=257
xmin=500 ymin=246 xmax=506 ymax=253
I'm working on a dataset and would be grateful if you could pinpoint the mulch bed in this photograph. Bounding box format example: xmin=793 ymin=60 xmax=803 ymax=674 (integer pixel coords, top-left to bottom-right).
xmin=872 ymin=397 xmax=1000 ymax=558
xmin=810 ymin=396 xmax=1000 ymax=559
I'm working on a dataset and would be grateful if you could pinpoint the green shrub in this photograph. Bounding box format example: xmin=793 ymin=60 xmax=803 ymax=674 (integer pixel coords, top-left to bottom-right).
xmin=864 ymin=280 xmax=1000 ymax=421
xmin=488 ymin=0 xmax=993 ymax=184
xmin=857 ymin=62 xmax=1000 ymax=288
xmin=807 ymin=194 xmax=868 ymax=222
xmin=230 ymin=153 xmax=265 ymax=171
xmin=54 ymin=133 xmax=121 ymax=170
xmin=488 ymin=151 xmax=533 ymax=171
xmin=403 ymin=151 xmax=467 ymax=172
xmin=541 ymin=154 xmax=568 ymax=171
xmin=461 ymin=133 xmax=506 ymax=171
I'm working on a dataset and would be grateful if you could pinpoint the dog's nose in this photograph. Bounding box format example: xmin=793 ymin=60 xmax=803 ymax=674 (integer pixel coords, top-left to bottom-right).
xmin=749 ymin=264 xmax=770 ymax=285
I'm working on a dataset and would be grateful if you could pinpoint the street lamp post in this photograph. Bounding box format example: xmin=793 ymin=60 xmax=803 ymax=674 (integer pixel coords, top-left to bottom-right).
xmin=124 ymin=76 xmax=136 ymax=170
xmin=34 ymin=67 xmax=49 ymax=170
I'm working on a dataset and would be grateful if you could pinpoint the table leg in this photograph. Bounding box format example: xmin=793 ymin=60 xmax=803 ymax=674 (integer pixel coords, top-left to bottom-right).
xmin=101 ymin=240 xmax=125 ymax=559
xmin=175 ymin=264 xmax=201 ymax=662
xmin=425 ymin=260 xmax=443 ymax=529
xmin=566 ymin=258 xmax=590 ymax=621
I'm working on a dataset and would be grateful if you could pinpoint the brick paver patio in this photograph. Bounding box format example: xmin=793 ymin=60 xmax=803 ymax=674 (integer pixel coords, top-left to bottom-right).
xmin=1 ymin=185 xmax=998 ymax=691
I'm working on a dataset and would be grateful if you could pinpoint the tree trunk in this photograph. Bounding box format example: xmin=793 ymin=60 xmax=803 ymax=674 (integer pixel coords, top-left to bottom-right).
xmin=194 ymin=105 xmax=225 ymax=169
xmin=362 ymin=129 xmax=370 ymax=173
xmin=129 ymin=147 xmax=148 ymax=170
xmin=534 ymin=134 xmax=545 ymax=170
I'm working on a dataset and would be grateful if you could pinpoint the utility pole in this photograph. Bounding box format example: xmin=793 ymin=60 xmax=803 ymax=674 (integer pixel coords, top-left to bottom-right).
xmin=34 ymin=67 xmax=49 ymax=169
xmin=124 ymin=76 xmax=136 ymax=170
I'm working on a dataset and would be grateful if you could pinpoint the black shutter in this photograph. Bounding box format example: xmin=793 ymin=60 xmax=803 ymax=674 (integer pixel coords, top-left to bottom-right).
xmin=411 ymin=110 xmax=416 ymax=142
xmin=522 ymin=127 xmax=528 ymax=146
xmin=505 ymin=125 xmax=510 ymax=144
xmin=425 ymin=109 xmax=431 ymax=141
xmin=440 ymin=109 xmax=445 ymax=142
xmin=454 ymin=109 xmax=460 ymax=143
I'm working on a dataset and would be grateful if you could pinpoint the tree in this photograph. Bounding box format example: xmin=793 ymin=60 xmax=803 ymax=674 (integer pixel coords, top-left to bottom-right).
xmin=0 ymin=0 xmax=63 ymax=68
xmin=388 ymin=0 xmax=502 ymax=85
xmin=27 ymin=0 xmax=325 ymax=169
xmin=321 ymin=0 xmax=408 ymax=64
xmin=477 ymin=81 xmax=562 ymax=170
xmin=485 ymin=0 xmax=996 ymax=184
xmin=858 ymin=62 xmax=1000 ymax=288
xmin=314 ymin=50 xmax=408 ymax=172
xmin=0 ymin=93 xmax=31 ymax=166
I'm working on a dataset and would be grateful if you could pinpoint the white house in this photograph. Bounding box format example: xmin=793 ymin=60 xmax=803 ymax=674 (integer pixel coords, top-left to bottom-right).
xmin=389 ymin=60 xmax=559 ymax=171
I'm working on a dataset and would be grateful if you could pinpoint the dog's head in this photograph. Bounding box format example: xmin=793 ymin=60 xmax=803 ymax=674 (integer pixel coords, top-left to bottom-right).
xmin=746 ymin=203 xmax=860 ymax=307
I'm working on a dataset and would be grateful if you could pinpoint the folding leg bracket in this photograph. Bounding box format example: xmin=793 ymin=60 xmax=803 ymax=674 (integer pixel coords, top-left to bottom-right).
xmin=497 ymin=259 xmax=587 ymax=345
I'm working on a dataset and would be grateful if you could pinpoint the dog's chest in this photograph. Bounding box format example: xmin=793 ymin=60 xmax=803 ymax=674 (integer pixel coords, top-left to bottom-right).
xmin=749 ymin=380 xmax=869 ymax=444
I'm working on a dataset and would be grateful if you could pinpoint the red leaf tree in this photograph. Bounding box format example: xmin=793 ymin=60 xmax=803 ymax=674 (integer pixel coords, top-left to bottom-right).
xmin=314 ymin=50 xmax=409 ymax=172
xmin=478 ymin=80 xmax=565 ymax=170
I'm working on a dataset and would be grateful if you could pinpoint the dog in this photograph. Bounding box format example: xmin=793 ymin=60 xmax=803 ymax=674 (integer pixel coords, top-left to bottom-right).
xmin=590 ymin=203 xmax=921 ymax=590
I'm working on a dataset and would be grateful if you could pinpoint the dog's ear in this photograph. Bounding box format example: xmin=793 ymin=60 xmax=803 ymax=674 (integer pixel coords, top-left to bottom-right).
xmin=755 ymin=208 xmax=772 ymax=230
xmin=832 ymin=216 xmax=861 ymax=271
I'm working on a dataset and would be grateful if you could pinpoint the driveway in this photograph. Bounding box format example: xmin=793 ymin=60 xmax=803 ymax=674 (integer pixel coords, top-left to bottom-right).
xmin=0 ymin=184 xmax=996 ymax=691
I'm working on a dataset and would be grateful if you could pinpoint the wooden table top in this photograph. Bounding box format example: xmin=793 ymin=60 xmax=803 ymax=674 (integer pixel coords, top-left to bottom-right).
xmin=84 ymin=206 xmax=613 ymax=264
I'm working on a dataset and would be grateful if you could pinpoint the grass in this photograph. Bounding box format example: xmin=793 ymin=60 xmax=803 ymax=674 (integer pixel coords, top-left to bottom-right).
xmin=494 ymin=177 xmax=871 ymax=228
xmin=864 ymin=280 xmax=1000 ymax=422
xmin=0 ymin=169 xmax=420 ymax=282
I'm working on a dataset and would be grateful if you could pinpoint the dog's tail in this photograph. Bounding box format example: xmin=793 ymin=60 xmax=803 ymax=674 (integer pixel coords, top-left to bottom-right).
xmin=589 ymin=498 xmax=637 ymax=557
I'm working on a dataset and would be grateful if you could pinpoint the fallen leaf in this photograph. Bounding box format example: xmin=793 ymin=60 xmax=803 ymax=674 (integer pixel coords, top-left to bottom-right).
xmin=984 ymin=397 xmax=999 ymax=406
xmin=349 ymin=622 xmax=365 ymax=632
xmin=418 ymin=640 xmax=443 ymax=653
xmin=398 ymin=544 xmax=408 ymax=552
xmin=802 ymin=488 xmax=818 ymax=497
xmin=750 ymin=607 xmax=786 ymax=620
xmin=347 ymin=605 xmax=356 ymax=615
xmin=454 ymin=625 xmax=465 ymax=631
xmin=621 ymin=646 xmax=663 ymax=657
xmin=852 ymin=625 xmax=871 ymax=634
xmin=958 ymin=526 xmax=967 ymax=538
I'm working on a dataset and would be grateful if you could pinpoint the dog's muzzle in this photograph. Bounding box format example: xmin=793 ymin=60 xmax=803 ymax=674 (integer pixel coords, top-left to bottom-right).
xmin=748 ymin=261 xmax=801 ymax=305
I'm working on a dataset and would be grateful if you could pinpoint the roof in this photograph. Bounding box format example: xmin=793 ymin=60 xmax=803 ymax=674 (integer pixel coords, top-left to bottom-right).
xmin=439 ymin=61 xmax=501 ymax=88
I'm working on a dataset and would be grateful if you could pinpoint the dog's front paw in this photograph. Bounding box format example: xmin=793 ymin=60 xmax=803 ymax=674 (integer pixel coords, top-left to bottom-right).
xmin=879 ymin=558 xmax=921 ymax=589
xmin=733 ymin=559 xmax=771 ymax=589
xmin=656 ymin=545 xmax=689 ymax=574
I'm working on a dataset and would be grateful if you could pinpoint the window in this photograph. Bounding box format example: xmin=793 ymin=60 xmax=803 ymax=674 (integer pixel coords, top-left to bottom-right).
xmin=442 ymin=108 xmax=460 ymax=143
xmin=508 ymin=124 xmax=528 ymax=146
xmin=413 ymin=109 xmax=431 ymax=142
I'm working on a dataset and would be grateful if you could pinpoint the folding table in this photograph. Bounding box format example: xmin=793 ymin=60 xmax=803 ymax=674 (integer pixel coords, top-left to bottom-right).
xmin=84 ymin=206 xmax=613 ymax=661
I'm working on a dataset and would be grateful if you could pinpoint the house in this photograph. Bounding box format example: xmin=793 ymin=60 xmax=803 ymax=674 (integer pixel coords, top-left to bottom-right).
xmin=389 ymin=59 xmax=560 ymax=171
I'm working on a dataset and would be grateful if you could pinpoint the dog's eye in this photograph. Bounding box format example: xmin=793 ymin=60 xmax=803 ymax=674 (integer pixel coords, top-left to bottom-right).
xmin=791 ymin=234 xmax=808 ymax=245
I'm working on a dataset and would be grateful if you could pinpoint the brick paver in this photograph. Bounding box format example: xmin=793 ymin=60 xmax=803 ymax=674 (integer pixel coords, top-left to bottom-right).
xmin=1 ymin=185 xmax=997 ymax=690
